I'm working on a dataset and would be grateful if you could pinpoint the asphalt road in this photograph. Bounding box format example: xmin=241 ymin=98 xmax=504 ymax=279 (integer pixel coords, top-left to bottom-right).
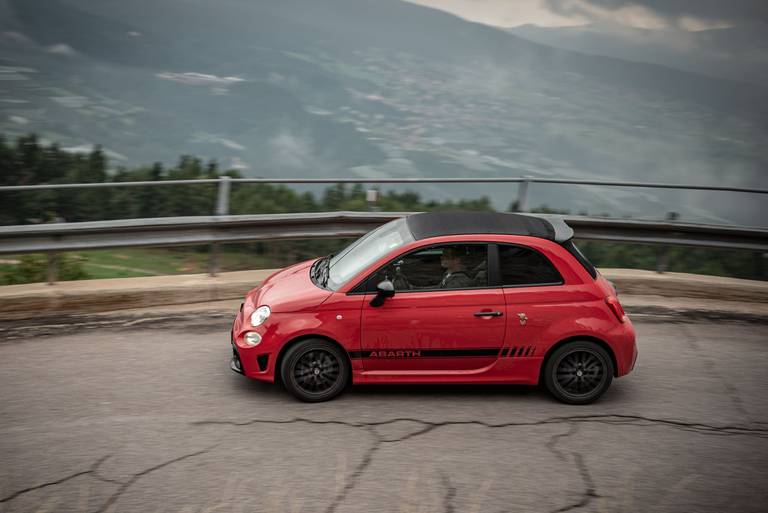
xmin=1 ymin=319 xmax=767 ymax=513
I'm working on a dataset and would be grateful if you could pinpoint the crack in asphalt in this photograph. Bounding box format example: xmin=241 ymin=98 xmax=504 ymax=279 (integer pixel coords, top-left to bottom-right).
xmin=191 ymin=413 xmax=768 ymax=439
xmin=90 ymin=472 xmax=125 ymax=486
xmin=193 ymin=413 xmax=767 ymax=513
xmin=93 ymin=445 xmax=218 ymax=513
xmin=322 ymin=426 xmax=380 ymax=513
xmin=679 ymin=324 xmax=752 ymax=422
xmin=0 ymin=455 xmax=112 ymax=504
xmin=3 ymin=413 xmax=764 ymax=511
xmin=545 ymin=422 xmax=578 ymax=462
xmin=440 ymin=473 xmax=456 ymax=513
xmin=544 ymin=423 xmax=601 ymax=513
xmin=380 ymin=423 xmax=440 ymax=444
xmin=550 ymin=452 xmax=600 ymax=513
xmin=0 ymin=448 xmax=218 ymax=511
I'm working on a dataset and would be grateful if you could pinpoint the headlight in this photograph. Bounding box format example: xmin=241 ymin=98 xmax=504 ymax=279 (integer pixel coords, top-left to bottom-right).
xmin=244 ymin=332 xmax=262 ymax=346
xmin=250 ymin=305 xmax=271 ymax=326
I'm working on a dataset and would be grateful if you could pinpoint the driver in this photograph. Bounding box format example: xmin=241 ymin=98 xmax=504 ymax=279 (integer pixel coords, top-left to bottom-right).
xmin=439 ymin=247 xmax=474 ymax=289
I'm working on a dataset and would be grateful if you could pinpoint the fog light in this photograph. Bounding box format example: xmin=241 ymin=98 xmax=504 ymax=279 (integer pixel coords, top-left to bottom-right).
xmin=244 ymin=332 xmax=262 ymax=347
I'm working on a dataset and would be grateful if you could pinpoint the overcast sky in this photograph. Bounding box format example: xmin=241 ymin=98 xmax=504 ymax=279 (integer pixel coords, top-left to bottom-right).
xmin=406 ymin=0 xmax=766 ymax=30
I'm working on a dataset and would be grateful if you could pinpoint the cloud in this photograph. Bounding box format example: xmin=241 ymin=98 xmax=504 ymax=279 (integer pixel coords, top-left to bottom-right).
xmin=547 ymin=1 xmax=671 ymax=29
xmin=62 ymin=145 xmax=127 ymax=161
xmin=268 ymin=131 xmax=314 ymax=169
xmin=408 ymin=1 xmax=760 ymax=29
xmin=406 ymin=0 xmax=588 ymax=27
xmin=229 ymin=157 xmax=249 ymax=171
xmin=544 ymin=0 xmax=766 ymax=26
xmin=46 ymin=43 xmax=77 ymax=56
xmin=1 ymin=31 xmax=33 ymax=45
xmin=156 ymin=72 xmax=244 ymax=86
xmin=190 ymin=132 xmax=246 ymax=150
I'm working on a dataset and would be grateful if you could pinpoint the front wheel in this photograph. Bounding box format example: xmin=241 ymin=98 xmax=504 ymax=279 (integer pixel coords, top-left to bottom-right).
xmin=281 ymin=339 xmax=350 ymax=402
xmin=544 ymin=341 xmax=614 ymax=405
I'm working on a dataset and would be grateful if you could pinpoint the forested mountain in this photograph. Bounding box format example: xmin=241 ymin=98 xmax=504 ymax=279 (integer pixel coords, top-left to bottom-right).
xmin=1 ymin=0 xmax=766 ymax=225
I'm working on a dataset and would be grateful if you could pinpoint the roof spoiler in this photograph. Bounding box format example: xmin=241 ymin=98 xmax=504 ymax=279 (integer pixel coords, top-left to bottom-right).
xmin=525 ymin=214 xmax=574 ymax=243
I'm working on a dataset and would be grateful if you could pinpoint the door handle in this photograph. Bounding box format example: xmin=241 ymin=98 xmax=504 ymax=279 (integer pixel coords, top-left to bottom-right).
xmin=474 ymin=311 xmax=503 ymax=317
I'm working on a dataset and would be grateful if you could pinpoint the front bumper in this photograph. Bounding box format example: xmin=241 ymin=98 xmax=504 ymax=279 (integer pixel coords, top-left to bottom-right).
xmin=229 ymin=305 xmax=276 ymax=382
xmin=230 ymin=333 xmax=244 ymax=375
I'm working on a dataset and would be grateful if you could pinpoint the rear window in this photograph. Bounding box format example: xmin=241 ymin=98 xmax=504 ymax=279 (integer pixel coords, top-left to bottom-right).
xmin=498 ymin=244 xmax=562 ymax=286
xmin=562 ymin=240 xmax=597 ymax=279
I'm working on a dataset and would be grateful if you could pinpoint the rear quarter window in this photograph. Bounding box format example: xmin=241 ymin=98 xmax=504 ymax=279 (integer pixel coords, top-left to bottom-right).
xmin=562 ymin=240 xmax=597 ymax=279
xmin=498 ymin=244 xmax=563 ymax=286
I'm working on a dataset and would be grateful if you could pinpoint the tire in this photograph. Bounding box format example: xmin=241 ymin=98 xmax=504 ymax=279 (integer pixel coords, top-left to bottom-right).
xmin=544 ymin=341 xmax=614 ymax=405
xmin=280 ymin=339 xmax=350 ymax=402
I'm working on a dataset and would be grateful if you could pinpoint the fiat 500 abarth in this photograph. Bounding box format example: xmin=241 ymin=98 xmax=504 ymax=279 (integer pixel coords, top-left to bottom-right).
xmin=230 ymin=212 xmax=637 ymax=404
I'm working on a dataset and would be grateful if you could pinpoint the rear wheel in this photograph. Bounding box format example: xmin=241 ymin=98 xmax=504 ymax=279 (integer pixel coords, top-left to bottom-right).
xmin=281 ymin=339 xmax=350 ymax=402
xmin=544 ymin=341 xmax=613 ymax=405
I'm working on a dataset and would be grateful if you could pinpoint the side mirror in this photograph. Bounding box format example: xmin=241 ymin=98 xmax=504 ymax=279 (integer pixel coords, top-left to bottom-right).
xmin=370 ymin=279 xmax=395 ymax=307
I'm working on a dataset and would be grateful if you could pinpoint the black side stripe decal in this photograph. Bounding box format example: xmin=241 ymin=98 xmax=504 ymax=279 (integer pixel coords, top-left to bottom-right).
xmin=349 ymin=348 xmax=500 ymax=359
xmin=499 ymin=346 xmax=536 ymax=358
xmin=349 ymin=347 xmax=537 ymax=359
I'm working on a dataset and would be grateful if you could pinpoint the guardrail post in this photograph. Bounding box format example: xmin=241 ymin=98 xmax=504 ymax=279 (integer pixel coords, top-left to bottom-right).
xmin=516 ymin=177 xmax=531 ymax=212
xmin=656 ymin=247 xmax=671 ymax=274
xmin=656 ymin=212 xmax=678 ymax=273
xmin=216 ymin=176 xmax=231 ymax=216
xmin=366 ymin=188 xmax=379 ymax=211
xmin=209 ymin=176 xmax=231 ymax=277
xmin=755 ymin=252 xmax=766 ymax=280
xmin=47 ymin=252 xmax=58 ymax=285
xmin=209 ymin=243 xmax=220 ymax=277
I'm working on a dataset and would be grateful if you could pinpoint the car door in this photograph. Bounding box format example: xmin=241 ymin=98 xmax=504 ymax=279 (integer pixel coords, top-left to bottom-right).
xmin=360 ymin=243 xmax=506 ymax=372
xmin=496 ymin=243 xmax=568 ymax=359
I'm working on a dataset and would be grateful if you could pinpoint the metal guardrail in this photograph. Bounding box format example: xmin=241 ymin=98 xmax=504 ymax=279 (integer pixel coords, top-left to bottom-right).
xmin=0 ymin=212 xmax=403 ymax=253
xmin=3 ymin=176 xmax=767 ymax=216
xmin=3 ymin=177 xmax=767 ymax=283
xmin=1 ymin=211 xmax=766 ymax=283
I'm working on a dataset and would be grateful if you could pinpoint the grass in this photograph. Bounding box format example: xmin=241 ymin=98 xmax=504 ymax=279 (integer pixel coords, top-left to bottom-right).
xmin=79 ymin=248 xmax=209 ymax=276
xmin=0 ymin=246 xmax=278 ymax=283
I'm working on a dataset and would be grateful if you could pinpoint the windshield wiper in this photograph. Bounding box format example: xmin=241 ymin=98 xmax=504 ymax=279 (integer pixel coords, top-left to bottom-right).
xmin=310 ymin=258 xmax=321 ymax=282
xmin=319 ymin=254 xmax=332 ymax=288
xmin=311 ymin=254 xmax=333 ymax=289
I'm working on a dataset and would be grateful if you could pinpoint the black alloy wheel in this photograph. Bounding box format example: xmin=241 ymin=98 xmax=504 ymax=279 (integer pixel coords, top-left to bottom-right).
xmin=544 ymin=341 xmax=614 ymax=404
xmin=281 ymin=339 xmax=350 ymax=402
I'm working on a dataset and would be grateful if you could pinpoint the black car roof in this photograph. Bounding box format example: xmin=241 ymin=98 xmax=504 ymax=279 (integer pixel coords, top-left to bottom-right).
xmin=405 ymin=212 xmax=574 ymax=243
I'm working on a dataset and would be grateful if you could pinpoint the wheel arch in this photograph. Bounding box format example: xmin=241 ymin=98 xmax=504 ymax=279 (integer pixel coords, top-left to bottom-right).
xmin=274 ymin=334 xmax=353 ymax=385
xmin=538 ymin=335 xmax=618 ymax=384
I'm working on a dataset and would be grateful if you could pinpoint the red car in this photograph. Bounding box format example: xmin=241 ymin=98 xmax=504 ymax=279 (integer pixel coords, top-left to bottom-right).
xmin=230 ymin=212 xmax=637 ymax=404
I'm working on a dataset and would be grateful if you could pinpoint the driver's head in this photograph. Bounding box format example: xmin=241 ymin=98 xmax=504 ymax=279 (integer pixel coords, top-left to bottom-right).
xmin=441 ymin=247 xmax=466 ymax=272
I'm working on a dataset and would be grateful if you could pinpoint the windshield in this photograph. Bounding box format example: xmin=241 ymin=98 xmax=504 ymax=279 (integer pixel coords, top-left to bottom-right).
xmin=325 ymin=218 xmax=414 ymax=290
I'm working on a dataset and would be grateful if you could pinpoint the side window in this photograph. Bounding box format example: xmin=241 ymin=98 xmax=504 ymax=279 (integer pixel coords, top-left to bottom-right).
xmin=498 ymin=244 xmax=562 ymax=286
xmin=370 ymin=244 xmax=488 ymax=291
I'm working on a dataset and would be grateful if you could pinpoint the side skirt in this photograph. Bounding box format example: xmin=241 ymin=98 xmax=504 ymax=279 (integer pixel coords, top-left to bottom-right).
xmin=352 ymin=358 xmax=543 ymax=385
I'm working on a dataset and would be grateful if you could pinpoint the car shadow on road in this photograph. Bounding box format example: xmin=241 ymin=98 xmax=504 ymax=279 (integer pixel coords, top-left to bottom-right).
xmin=228 ymin=371 xmax=552 ymax=402
xmin=348 ymin=379 xmax=636 ymax=405
xmin=226 ymin=362 xmax=635 ymax=405
xmin=346 ymin=382 xmax=553 ymax=402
